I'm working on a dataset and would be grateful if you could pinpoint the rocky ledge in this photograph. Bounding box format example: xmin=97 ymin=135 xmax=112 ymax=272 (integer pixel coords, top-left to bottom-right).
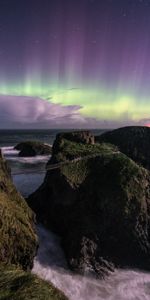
xmin=15 ymin=140 xmax=52 ymax=157
xmin=28 ymin=130 xmax=150 ymax=278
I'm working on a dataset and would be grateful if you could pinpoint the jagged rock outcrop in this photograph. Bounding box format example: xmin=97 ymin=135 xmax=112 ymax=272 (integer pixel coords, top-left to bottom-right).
xmin=15 ymin=140 xmax=52 ymax=157
xmin=28 ymin=131 xmax=150 ymax=277
xmin=50 ymin=131 xmax=95 ymax=164
xmin=54 ymin=131 xmax=95 ymax=146
xmin=96 ymin=126 xmax=150 ymax=170
xmin=0 ymin=150 xmax=38 ymax=270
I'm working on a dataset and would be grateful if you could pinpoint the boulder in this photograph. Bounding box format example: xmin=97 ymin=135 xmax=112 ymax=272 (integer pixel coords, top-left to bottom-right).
xmin=0 ymin=150 xmax=38 ymax=270
xmin=96 ymin=126 xmax=150 ymax=170
xmin=28 ymin=134 xmax=150 ymax=277
xmin=15 ymin=141 xmax=52 ymax=157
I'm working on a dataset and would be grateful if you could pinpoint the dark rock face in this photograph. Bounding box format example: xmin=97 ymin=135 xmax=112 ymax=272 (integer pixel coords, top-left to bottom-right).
xmin=51 ymin=131 xmax=94 ymax=163
xmin=96 ymin=126 xmax=150 ymax=170
xmin=54 ymin=131 xmax=95 ymax=145
xmin=0 ymin=151 xmax=38 ymax=270
xmin=28 ymin=134 xmax=150 ymax=277
xmin=15 ymin=141 xmax=52 ymax=157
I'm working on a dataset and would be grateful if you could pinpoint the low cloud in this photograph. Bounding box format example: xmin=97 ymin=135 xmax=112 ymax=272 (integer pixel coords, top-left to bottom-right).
xmin=0 ymin=94 xmax=146 ymax=129
xmin=0 ymin=95 xmax=100 ymax=128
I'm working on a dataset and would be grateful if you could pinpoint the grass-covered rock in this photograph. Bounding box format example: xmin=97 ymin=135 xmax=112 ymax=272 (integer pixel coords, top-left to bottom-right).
xmin=49 ymin=132 xmax=117 ymax=164
xmin=15 ymin=141 xmax=52 ymax=157
xmin=28 ymin=132 xmax=150 ymax=277
xmin=54 ymin=131 xmax=95 ymax=147
xmin=96 ymin=126 xmax=150 ymax=170
xmin=0 ymin=264 xmax=68 ymax=300
xmin=0 ymin=150 xmax=38 ymax=270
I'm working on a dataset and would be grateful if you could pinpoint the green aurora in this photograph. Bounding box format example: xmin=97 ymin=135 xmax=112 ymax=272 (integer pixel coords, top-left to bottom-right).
xmin=0 ymin=81 xmax=150 ymax=124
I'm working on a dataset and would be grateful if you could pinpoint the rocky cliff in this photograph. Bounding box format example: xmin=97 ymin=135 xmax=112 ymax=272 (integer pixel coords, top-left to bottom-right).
xmin=0 ymin=149 xmax=68 ymax=299
xmin=96 ymin=126 xmax=150 ymax=170
xmin=28 ymin=131 xmax=150 ymax=277
xmin=0 ymin=150 xmax=38 ymax=270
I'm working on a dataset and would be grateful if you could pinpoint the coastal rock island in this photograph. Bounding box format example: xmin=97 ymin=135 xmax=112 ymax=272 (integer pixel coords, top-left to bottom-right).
xmin=15 ymin=140 xmax=52 ymax=157
xmin=28 ymin=129 xmax=150 ymax=277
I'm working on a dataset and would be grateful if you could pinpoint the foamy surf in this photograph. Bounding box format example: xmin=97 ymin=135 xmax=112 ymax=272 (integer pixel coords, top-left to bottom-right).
xmin=2 ymin=146 xmax=50 ymax=179
xmin=1 ymin=146 xmax=50 ymax=164
xmin=33 ymin=225 xmax=150 ymax=300
xmin=1 ymin=146 xmax=19 ymax=156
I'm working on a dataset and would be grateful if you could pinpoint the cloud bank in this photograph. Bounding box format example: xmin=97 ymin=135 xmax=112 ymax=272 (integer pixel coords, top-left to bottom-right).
xmin=0 ymin=94 xmax=146 ymax=129
xmin=0 ymin=95 xmax=99 ymax=128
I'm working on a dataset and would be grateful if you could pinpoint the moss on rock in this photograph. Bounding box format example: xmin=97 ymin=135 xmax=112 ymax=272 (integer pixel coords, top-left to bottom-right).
xmin=49 ymin=135 xmax=118 ymax=165
xmin=0 ymin=151 xmax=38 ymax=270
xmin=96 ymin=126 xmax=150 ymax=170
xmin=0 ymin=264 xmax=68 ymax=300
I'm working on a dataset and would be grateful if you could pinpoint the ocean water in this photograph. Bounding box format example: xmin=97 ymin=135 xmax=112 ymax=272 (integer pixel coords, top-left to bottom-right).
xmin=1 ymin=130 xmax=150 ymax=300
xmin=0 ymin=129 xmax=106 ymax=147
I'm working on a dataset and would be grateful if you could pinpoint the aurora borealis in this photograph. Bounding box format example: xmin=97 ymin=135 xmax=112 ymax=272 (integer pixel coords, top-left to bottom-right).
xmin=1 ymin=0 xmax=150 ymax=128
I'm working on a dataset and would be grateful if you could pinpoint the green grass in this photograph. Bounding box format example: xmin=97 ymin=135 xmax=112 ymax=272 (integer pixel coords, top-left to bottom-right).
xmin=0 ymin=154 xmax=38 ymax=269
xmin=52 ymin=139 xmax=118 ymax=163
xmin=0 ymin=264 xmax=68 ymax=300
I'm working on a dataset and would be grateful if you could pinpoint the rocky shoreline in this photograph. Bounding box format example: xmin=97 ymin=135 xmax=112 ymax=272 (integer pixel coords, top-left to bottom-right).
xmin=1 ymin=126 xmax=150 ymax=298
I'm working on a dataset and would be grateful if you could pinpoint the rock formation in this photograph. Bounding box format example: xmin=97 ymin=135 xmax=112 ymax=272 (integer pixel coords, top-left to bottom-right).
xmin=0 ymin=150 xmax=68 ymax=299
xmin=96 ymin=126 xmax=150 ymax=170
xmin=49 ymin=130 xmax=117 ymax=164
xmin=28 ymin=131 xmax=150 ymax=277
xmin=15 ymin=140 xmax=52 ymax=157
xmin=0 ymin=150 xmax=38 ymax=270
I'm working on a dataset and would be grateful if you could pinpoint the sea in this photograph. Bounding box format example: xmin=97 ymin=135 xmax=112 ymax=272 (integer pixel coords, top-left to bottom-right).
xmin=1 ymin=129 xmax=150 ymax=300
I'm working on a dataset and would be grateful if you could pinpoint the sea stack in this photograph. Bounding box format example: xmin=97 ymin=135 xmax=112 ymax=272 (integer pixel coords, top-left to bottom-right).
xmin=28 ymin=130 xmax=150 ymax=277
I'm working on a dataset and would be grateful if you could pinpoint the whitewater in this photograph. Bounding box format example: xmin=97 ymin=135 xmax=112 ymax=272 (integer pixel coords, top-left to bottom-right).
xmin=2 ymin=146 xmax=150 ymax=300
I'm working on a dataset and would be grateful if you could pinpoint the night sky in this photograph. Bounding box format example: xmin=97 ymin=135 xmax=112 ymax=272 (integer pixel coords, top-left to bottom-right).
xmin=0 ymin=0 xmax=150 ymax=128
